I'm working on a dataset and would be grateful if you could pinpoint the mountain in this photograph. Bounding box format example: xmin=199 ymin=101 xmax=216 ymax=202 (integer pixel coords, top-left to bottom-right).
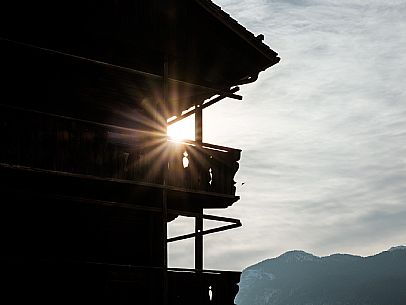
xmin=236 ymin=246 xmax=406 ymax=305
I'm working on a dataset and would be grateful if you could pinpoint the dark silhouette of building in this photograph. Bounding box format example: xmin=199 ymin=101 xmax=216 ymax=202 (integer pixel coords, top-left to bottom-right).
xmin=0 ymin=1 xmax=279 ymax=304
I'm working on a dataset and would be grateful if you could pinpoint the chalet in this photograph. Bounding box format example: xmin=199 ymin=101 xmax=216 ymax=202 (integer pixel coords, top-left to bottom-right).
xmin=0 ymin=0 xmax=279 ymax=304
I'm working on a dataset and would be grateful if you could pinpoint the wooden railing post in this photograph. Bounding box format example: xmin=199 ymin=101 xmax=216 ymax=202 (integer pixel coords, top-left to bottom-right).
xmin=195 ymin=211 xmax=204 ymax=270
xmin=195 ymin=102 xmax=204 ymax=272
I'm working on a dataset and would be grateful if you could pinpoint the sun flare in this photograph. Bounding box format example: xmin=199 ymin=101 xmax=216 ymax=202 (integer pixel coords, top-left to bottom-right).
xmin=167 ymin=115 xmax=195 ymax=141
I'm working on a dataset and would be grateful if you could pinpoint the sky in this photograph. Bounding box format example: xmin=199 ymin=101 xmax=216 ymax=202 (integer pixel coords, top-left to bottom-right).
xmin=168 ymin=0 xmax=406 ymax=271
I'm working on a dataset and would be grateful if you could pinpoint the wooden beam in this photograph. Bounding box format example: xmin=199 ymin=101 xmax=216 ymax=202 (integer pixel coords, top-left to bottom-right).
xmin=167 ymin=211 xmax=242 ymax=243
xmin=167 ymin=223 xmax=242 ymax=243
xmin=167 ymin=87 xmax=240 ymax=126
xmin=1 ymin=38 xmax=244 ymax=99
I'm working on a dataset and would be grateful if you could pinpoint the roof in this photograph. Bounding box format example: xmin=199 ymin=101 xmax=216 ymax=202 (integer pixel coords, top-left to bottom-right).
xmin=196 ymin=0 xmax=280 ymax=65
xmin=1 ymin=0 xmax=281 ymax=118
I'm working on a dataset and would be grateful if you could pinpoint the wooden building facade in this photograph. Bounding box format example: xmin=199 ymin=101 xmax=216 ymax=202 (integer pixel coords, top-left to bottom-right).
xmin=0 ymin=0 xmax=279 ymax=304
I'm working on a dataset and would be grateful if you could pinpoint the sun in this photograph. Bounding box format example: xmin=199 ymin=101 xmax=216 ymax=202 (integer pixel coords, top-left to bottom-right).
xmin=167 ymin=115 xmax=195 ymax=141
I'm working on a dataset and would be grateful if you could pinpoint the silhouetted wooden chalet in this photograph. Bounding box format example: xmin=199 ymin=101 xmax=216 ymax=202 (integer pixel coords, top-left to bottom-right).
xmin=0 ymin=0 xmax=279 ymax=304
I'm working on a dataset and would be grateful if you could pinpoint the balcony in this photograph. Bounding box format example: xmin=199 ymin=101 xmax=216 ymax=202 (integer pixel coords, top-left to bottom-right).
xmin=1 ymin=258 xmax=240 ymax=305
xmin=0 ymin=105 xmax=240 ymax=210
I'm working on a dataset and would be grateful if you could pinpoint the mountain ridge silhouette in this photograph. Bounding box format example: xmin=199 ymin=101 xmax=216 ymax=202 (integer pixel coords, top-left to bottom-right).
xmin=236 ymin=246 xmax=406 ymax=305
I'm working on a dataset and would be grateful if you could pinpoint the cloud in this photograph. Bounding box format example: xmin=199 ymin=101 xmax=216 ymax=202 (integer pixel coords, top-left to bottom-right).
xmin=169 ymin=0 xmax=406 ymax=271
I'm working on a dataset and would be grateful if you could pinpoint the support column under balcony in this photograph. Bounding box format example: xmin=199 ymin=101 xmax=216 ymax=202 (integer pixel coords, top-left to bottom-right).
xmin=195 ymin=209 xmax=204 ymax=270
xmin=195 ymin=102 xmax=204 ymax=271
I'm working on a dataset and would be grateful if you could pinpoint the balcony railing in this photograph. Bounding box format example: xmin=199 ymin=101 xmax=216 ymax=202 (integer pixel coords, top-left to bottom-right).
xmin=168 ymin=268 xmax=240 ymax=305
xmin=0 ymin=105 xmax=240 ymax=196
xmin=2 ymin=258 xmax=241 ymax=305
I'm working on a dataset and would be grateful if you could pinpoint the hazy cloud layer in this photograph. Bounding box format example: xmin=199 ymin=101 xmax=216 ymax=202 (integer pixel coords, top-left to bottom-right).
xmin=168 ymin=0 xmax=406 ymax=270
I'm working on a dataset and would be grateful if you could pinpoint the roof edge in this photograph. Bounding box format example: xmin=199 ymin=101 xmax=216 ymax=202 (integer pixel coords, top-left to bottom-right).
xmin=194 ymin=0 xmax=280 ymax=64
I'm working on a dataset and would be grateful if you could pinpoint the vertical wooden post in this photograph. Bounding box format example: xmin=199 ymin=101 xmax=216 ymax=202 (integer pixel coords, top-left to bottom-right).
xmin=195 ymin=211 xmax=204 ymax=270
xmin=195 ymin=104 xmax=203 ymax=271
xmin=162 ymin=56 xmax=169 ymax=305
xmin=195 ymin=208 xmax=203 ymax=305
xmin=195 ymin=104 xmax=202 ymax=143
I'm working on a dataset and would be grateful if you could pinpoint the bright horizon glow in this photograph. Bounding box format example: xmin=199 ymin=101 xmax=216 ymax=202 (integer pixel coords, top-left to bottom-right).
xmin=167 ymin=115 xmax=195 ymax=141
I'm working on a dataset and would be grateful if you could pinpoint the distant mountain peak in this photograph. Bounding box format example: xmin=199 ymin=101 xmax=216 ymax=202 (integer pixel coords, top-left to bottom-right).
xmin=277 ymin=250 xmax=319 ymax=262
xmin=324 ymin=253 xmax=361 ymax=262
xmin=388 ymin=245 xmax=406 ymax=252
